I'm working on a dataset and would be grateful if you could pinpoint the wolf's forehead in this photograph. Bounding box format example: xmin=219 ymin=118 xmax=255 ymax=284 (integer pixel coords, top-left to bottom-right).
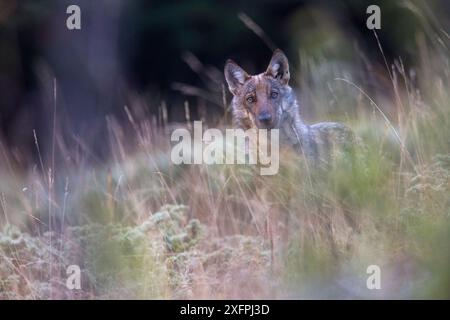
xmin=244 ymin=74 xmax=278 ymax=93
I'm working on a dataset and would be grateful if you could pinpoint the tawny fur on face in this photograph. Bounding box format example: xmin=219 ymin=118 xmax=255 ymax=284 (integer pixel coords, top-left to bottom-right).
xmin=224 ymin=49 xmax=291 ymax=130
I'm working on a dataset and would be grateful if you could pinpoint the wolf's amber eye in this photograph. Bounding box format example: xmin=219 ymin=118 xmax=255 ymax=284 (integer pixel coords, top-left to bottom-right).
xmin=270 ymin=91 xmax=279 ymax=99
xmin=246 ymin=96 xmax=255 ymax=103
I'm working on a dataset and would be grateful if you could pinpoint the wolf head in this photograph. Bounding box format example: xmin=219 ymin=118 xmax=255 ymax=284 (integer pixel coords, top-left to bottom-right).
xmin=224 ymin=49 xmax=292 ymax=129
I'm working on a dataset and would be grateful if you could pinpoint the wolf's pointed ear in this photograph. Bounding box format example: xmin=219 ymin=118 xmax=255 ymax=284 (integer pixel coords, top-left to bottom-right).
xmin=265 ymin=49 xmax=290 ymax=85
xmin=224 ymin=59 xmax=249 ymax=95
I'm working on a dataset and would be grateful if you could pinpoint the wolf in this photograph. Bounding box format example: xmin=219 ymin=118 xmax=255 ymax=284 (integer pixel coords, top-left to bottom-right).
xmin=224 ymin=50 xmax=364 ymax=259
xmin=224 ymin=49 xmax=358 ymax=165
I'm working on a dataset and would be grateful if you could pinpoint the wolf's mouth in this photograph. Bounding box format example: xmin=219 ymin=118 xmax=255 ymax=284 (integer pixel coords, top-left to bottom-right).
xmin=257 ymin=117 xmax=280 ymax=130
xmin=256 ymin=121 xmax=275 ymax=129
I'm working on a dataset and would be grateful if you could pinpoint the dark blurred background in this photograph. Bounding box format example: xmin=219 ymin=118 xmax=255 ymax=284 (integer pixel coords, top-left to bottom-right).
xmin=0 ymin=0 xmax=448 ymax=166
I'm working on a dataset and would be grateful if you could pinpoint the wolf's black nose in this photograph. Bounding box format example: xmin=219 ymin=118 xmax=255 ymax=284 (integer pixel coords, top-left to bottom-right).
xmin=258 ymin=111 xmax=272 ymax=123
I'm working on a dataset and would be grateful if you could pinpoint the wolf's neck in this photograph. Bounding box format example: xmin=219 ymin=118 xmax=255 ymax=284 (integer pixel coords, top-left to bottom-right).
xmin=278 ymin=92 xmax=310 ymax=152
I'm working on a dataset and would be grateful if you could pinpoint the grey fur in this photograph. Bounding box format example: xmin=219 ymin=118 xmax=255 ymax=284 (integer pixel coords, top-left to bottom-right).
xmin=230 ymin=83 xmax=357 ymax=164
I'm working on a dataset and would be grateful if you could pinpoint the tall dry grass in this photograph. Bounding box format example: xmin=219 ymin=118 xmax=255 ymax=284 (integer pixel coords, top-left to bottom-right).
xmin=1 ymin=12 xmax=449 ymax=299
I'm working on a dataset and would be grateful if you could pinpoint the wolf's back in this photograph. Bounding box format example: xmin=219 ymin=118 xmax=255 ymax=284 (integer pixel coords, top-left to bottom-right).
xmin=304 ymin=121 xmax=360 ymax=165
